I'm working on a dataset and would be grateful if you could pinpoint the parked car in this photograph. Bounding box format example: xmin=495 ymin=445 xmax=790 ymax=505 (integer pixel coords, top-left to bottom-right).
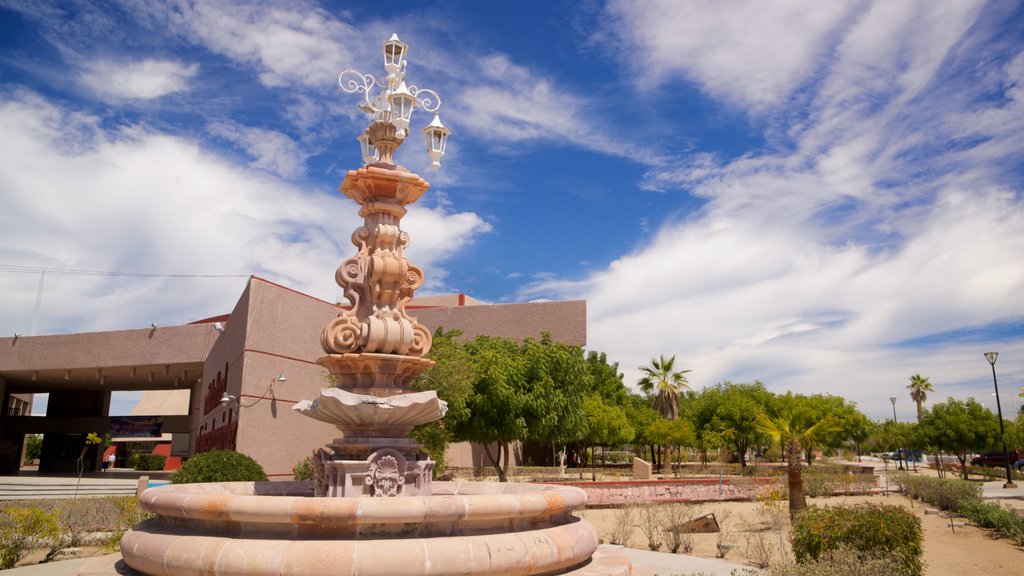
xmin=970 ymin=449 xmax=1023 ymax=467
xmin=881 ymin=449 xmax=921 ymax=462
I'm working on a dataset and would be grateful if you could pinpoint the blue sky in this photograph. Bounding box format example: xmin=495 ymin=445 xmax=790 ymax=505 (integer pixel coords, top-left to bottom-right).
xmin=1 ymin=0 xmax=1022 ymax=420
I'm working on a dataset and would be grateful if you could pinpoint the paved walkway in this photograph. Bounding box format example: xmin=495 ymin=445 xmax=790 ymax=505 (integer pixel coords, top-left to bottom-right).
xmin=0 ymin=547 xmax=758 ymax=576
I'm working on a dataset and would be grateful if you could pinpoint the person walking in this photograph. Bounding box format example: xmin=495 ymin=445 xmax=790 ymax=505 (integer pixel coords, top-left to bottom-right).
xmin=105 ymin=452 xmax=116 ymax=471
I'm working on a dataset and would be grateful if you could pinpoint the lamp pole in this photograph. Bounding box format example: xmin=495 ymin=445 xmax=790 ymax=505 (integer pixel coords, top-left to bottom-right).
xmin=985 ymin=352 xmax=1017 ymax=489
xmin=890 ymin=397 xmax=904 ymax=470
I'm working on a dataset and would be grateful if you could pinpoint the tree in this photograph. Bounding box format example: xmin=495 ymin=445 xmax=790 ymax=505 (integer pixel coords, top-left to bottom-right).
xmin=637 ymin=355 xmax=690 ymax=421
xmin=691 ymin=381 xmax=773 ymax=468
xmin=452 ymin=334 xmax=588 ymax=481
xmin=917 ymin=398 xmax=1000 ymax=479
xmin=907 ymin=374 xmax=933 ymax=422
xmin=646 ymin=418 xmax=695 ymax=477
xmin=755 ymin=410 xmax=838 ymax=519
xmin=580 ymin=395 xmax=635 ymax=480
xmin=411 ymin=328 xmax=477 ymax=476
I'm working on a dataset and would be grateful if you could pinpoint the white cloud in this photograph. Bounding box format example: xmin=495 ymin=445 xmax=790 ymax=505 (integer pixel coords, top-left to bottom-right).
xmin=207 ymin=120 xmax=310 ymax=179
xmin=129 ymin=0 xmax=358 ymax=89
xmin=531 ymin=0 xmax=1024 ymax=419
xmin=79 ymin=58 xmax=198 ymax=101
xmin=0 ymin=90 xmax=490 ymax=336
xmin=604 ymin=0 xmax=861 ymax=109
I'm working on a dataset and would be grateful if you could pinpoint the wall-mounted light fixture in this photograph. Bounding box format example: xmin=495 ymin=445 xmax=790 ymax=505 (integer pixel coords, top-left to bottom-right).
xmin=221 ymin=372 xmax=287 ymax=408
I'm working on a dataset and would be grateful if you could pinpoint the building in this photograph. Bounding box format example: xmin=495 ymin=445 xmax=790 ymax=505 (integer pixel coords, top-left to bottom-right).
xmin=0 ymin=276 xmax=585 ymax=476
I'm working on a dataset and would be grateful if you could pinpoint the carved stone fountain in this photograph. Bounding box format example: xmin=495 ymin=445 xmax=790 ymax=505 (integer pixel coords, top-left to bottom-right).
xmin=117 ymin=34 xmax=629 ymax=576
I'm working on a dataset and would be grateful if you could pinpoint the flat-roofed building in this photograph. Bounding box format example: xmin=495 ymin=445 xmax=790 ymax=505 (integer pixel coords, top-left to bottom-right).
xmin=0 ymin=276 xmax=585 ymax=476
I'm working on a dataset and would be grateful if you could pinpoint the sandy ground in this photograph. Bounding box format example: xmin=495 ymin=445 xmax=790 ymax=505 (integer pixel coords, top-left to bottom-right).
xmin=575 ymin=471 xmax=1024 ymax=575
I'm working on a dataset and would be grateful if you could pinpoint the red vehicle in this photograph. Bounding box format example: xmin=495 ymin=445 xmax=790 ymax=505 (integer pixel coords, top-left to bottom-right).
xmin=970 ymin=449 xmax=1023 ymax=467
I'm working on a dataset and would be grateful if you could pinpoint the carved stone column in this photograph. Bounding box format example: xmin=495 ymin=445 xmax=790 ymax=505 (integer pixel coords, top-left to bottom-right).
xmin=295 ymin=163 xmax=446 ymax=497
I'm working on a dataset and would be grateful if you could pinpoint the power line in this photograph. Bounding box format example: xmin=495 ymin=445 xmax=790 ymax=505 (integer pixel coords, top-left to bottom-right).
xmin=0 ymin=264 xmax=250 ymax=279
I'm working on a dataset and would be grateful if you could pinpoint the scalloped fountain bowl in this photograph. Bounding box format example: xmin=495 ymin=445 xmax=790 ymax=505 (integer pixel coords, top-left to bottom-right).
xmin=120 ymin=480 xmax=629 ymax=576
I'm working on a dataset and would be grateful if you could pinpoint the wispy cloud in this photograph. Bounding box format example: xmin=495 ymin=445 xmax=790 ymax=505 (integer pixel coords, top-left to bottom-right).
xmin=125 ymin=0 xmax=358 ymax=89
xmin=520 ymin=0 xmax=1024 ymax=417
xmin=79 ymin=58 xmax=198 ymax=101
xmin=207 ymin=120 xmax=310 ymax=179
xmin=0 ymin=89 xmax=491 ymax=335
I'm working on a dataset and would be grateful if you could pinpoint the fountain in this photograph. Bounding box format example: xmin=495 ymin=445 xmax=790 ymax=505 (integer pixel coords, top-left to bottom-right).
xmin=117 ymin=35 xmax=630 ymax=576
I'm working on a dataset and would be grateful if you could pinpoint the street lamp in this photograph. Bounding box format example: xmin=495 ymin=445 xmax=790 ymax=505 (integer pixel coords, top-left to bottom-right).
xmin=338 ymin=34 xmax=449 ymax=168
xmin=985 ymin=352 xmax=1017 ymax=489
xmin=889 ymin=397 xmax=904 ymax=470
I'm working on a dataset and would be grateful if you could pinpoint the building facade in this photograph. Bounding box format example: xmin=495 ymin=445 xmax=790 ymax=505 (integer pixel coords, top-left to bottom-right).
xmin=0 ymin=276 xmax=585 ymax=476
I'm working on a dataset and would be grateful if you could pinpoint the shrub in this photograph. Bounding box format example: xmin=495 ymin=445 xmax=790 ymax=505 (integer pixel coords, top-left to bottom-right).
xmin=171 ymin=450 xmax=267 ymax=484
xmin=791 ymin=504 xmax=923 ymax=576
xmin=0 ymin=507 xmax=59 ymax=569
xmin=128 ymin=453 xmax=167 ymax=471
xmin=772 ymin=545 xmax=906 ymax=576
xmin=898 ymin=474 xmax=981 ymax=513
xmin=958 ymin=499 xmax=1024 ymax=545
xmin=292 ymin=456 xmax=316 ymax=481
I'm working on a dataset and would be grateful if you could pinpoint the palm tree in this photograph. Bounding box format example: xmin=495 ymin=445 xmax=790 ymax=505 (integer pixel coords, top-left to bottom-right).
xmin=637 ymin=355 xmax=691 ymax=421
xmin=907 ymin=374 xmax=933 ymax=422
xmin=754 ymin=411 xmax=838 ymax=520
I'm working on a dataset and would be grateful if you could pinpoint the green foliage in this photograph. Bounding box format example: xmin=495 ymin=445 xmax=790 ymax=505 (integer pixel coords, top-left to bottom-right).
xmin=907 ymin=374 xmax=933 ymax=421
xmin=917 ymin=398 xmax=1000 ymax=477
xmin=411 ymin=328 xmax=478 ymax=476
xmin=128 ymin=453 xmax=167 ymax=471
xmin=791 ymin=504 xmax=923 ymax=576
xmin=958 ymin=499 xmax=1024 ymax=545
xmin=24 ymin=435 xmax=42 ymax=463
xmin=690 ymin=381 xmax=773 ymax=467
xmin=292 ymin=456 xmax=316 ymax=481
xmin=897 ymin=474 xmax=982 ymax=513
xmin=171 ymin=450 xmax=267 ymax=484
xmin=0 ymin=506 xmax=59 ymax=569
xmin=452 ymin=333 xmax=589 ymax=480
xmin=103 ymin=496 xmax=150 ymax=550
xmin=637 ymin=354 xmax=690 ymax=420
xmin=772 ymin=545 xmax=907 ymax=576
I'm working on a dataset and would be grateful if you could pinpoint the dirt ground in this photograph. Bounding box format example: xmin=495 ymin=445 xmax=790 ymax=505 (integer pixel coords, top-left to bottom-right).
xmin=576 ymin=472 xmax=1024 ymax=575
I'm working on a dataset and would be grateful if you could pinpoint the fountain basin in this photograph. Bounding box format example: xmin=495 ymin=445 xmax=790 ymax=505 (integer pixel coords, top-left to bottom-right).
xmin=121 ymin=480 xmax=607 ymax=576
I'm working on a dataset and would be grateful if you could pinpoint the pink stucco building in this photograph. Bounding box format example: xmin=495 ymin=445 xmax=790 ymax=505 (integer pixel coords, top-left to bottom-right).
xmin=0 ymin=276 xmax=585 ymax=476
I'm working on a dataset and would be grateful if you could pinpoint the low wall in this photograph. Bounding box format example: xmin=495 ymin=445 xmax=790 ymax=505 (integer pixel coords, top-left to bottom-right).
xmin=553 ymin=477 xmax=783 ymax=506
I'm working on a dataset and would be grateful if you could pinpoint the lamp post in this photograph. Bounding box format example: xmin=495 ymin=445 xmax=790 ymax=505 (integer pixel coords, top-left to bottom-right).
xmin=889 ymin=397 xmax=904 ymax=470
xmin=338 ymin=34 xmax=450 ymax=168
xmin=985 ymin=352 xmax=1017 ymax=489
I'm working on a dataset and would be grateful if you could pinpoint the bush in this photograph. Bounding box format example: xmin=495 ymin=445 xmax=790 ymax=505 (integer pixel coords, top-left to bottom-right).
xmin=171 ymin=450 xmax=267 ymax=484
xmin=958 ymin=499 xmax=1024 ymax=545
xmin=128 ymin=453 xmax=167 ymax=471
xmin=898 ymin=474 xmax=981 ymax=513
xmin=292 ymin=456 xmax=316 ymax=481
xmin=771 ymin=545 xmax=906 ymax=575
xmin=791 ymin=504 xmax=923 ymax=576
xmin=0 ymin=507 xmax=59 ymax=569
xmin=24 ymin=435 xmax=42 ymax=463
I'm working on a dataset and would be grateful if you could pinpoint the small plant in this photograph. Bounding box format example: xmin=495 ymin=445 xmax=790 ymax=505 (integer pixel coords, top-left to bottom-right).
xmin=715 ymin=509 xmax=734 ymax=558
xmin=293 ymin=455 xmax=316 ymax=481
xmin=636 ymin=505 xmax=663 ymax=551
xmin=744 ymin=530 xmax=776 ymax=569
xmin=662 ymin=502 xmax=702 ymax=554
xmin=171 ymin=450 xmax=267 ymax=484
xmin=128 ymin=453 xmax=167 ymax=471
xmin=606 ymin=504 xmax=635 ymax=546
xmin=74 ymin=432 xmax=103 ymax=499
xmin=791 ymin=504 xmax=923 ymax=576
xmin=0 ymin=507 xmax=59 ymax=569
